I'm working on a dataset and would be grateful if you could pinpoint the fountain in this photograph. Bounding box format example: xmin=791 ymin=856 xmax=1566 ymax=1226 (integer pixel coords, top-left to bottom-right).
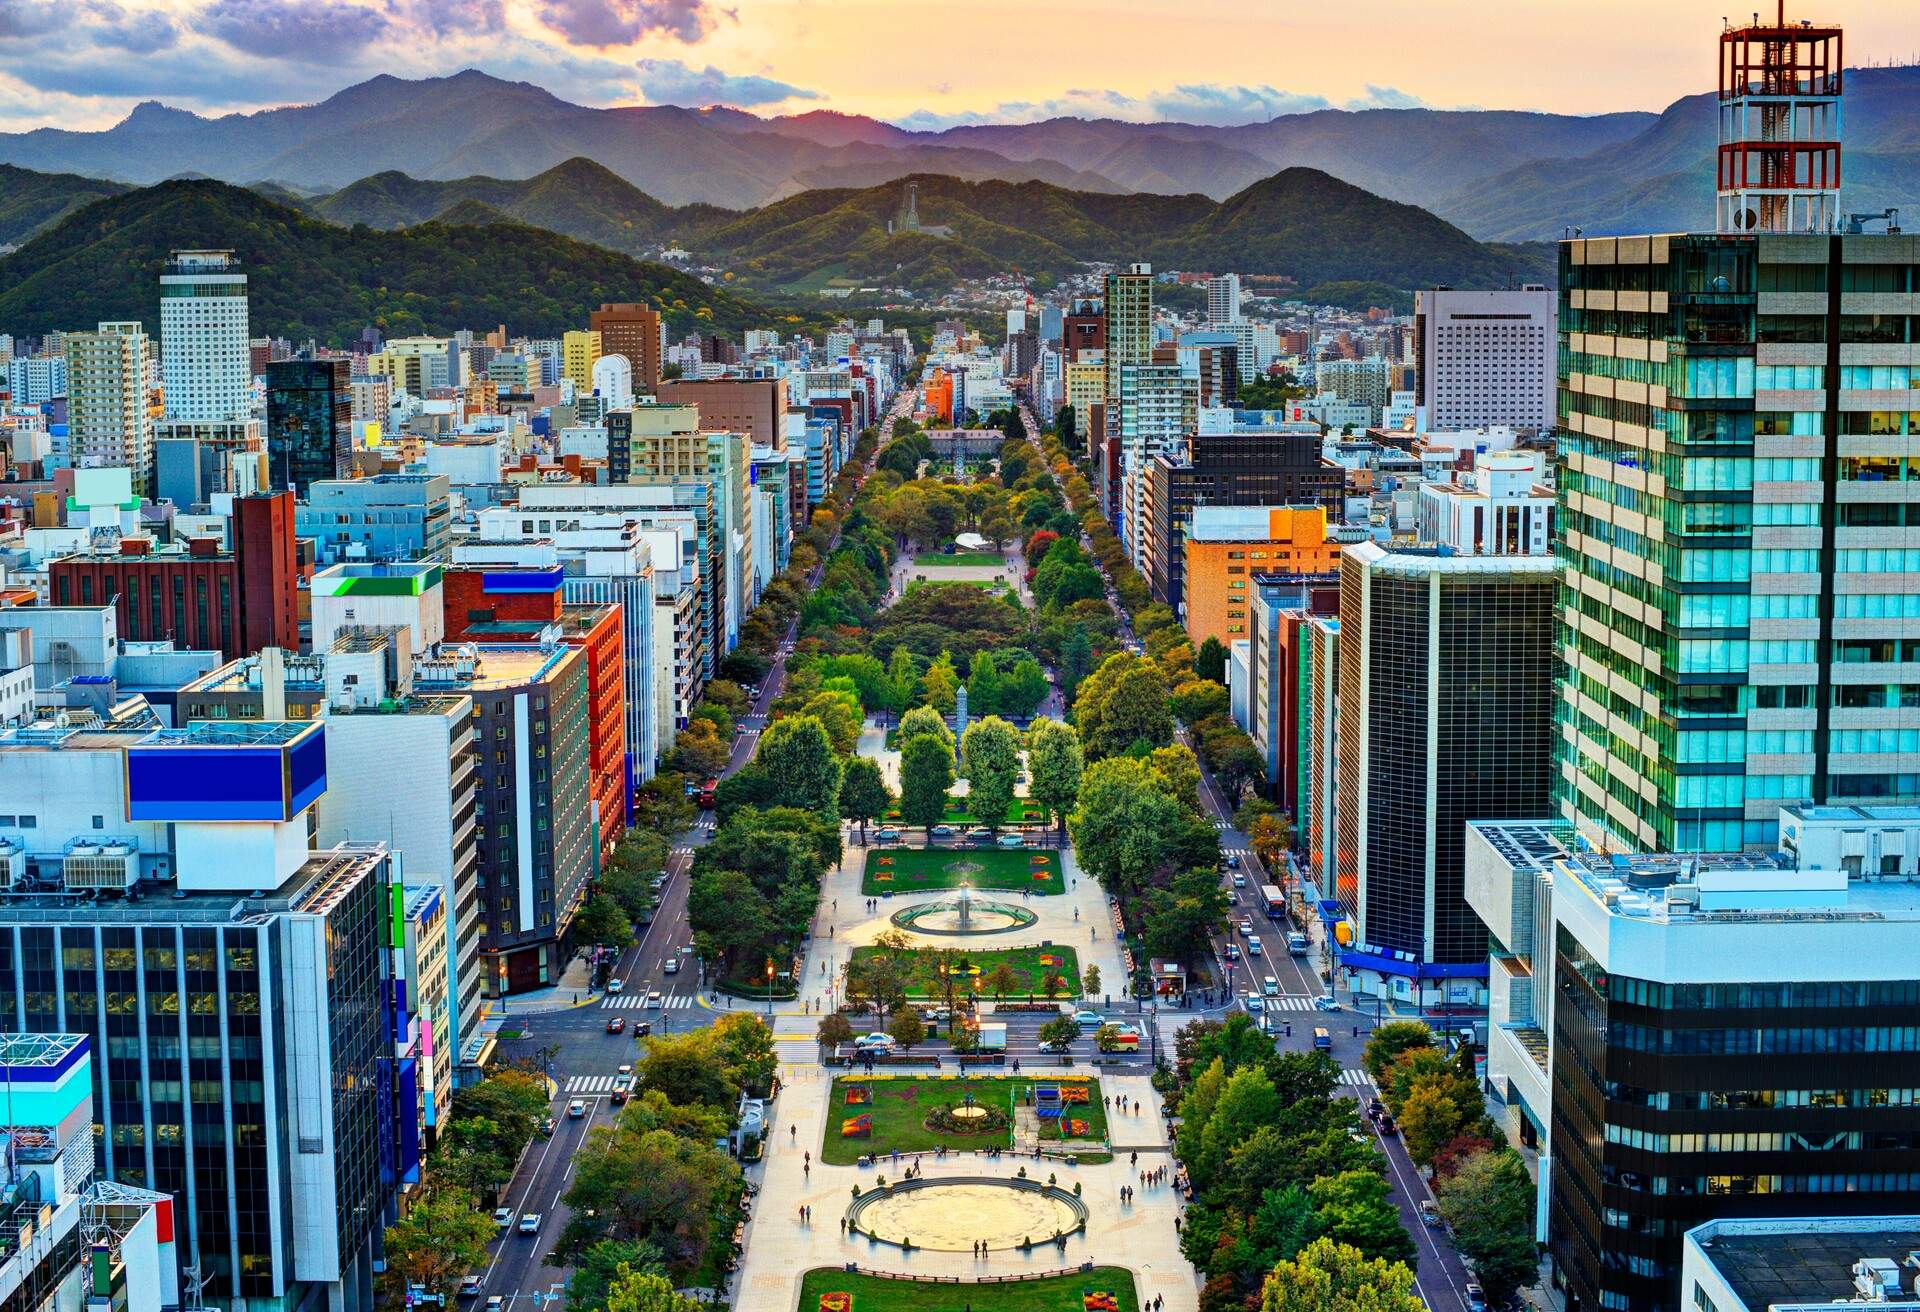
xmin=890 ymin=880 xmax=1038 ymax=936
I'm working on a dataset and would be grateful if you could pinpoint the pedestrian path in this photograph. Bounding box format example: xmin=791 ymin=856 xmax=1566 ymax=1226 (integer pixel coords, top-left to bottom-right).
xmin=566 ymin=1075 xmax=617 ymax=1094
xmin=599 ymin=994 xmax=693 ymax=1010
xmin=1265 ymin=995 xmax=1316 ymax=1011
xmin=1338 ymin=1068 xmax=1375 ymax=1087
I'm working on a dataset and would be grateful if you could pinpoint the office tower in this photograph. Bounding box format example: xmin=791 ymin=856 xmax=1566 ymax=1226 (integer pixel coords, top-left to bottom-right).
xmin=1116 ymin=361 xmax=1186 ymax=566
xmin=67 ymin=322 xmax=152 ymax=491
xmin=159 ymin=250 xmax=249 ymax=424
xmin=0 ymin=719 xmax=396 ymax=1309
xmin=1717 ymin=9 xmax=1841 ymax=235
xmin=266 ymin=359 xmax=351 ymax=495
xmin=49 ymin=491 xmax=299 ymax=659
xmin=1206 ymin=273 xmax=1242 ymax=325
xmin=1304 ymin=615 xmax=1341 ymax=892
xmin=1466 ymin=807 xmax=1920 ymax=1312
xmin=1244 ymin=573 xmax=1340 ymax=816
xmin=1102 ymin=264 xmax=1154 ymax=420
xmin=1181 ymin=506 xmax=1340 ymax=648
xmin=1063 ymin=297 xmax=1105 ymax=360
xmin=592 ymin=354 xmax=634 ymax=408
xmin=1332 ymin=542 xmax=1557 ymax=1001
xmin=1413 ymin=287 xmax=1555 ymax=432
xmin=590 ymin=303 xmax=665 ymax=391
xmin=656 ymin=377 xmax=787 ymax=448
xmin=297 ymin=473 xmax=452 ymax=564
xmin=561 ymin=329 xmax=601 ymax=396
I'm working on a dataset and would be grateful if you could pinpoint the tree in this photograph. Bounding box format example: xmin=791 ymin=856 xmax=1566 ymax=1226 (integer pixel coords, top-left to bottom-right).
xmin=1248 ymin=813 xmax=1294 ymax=870
xmin=1437 ymin=1149 xmax=1539 ymax=1303
xmin=382 ymin=1187 xmax=495 ymax=1304
xmin=816 ymin=1012 xmax=855 ymax=1049
xmin=1026 ymin=718 xmax=1084 ymax=838
xmin=1042 ymin=970 xmax=1068 ymax=1000
xmin=712 ymin=1012 xmax=777 ymax=1099
xmin=1073 ymin=653 xmax=1174 ymax=758
xmin=959 ymin=716 xmax=1021 ymax=832
xmin=567 ymin=1242 xmax=670 ymax=1312
xmin=1308 ymin=1171 xmax=1415 ymax=1266
xmin=1195 ymin=635 xmax=1229 ymax=684
xmin=1037 ymin=1015 xmax=1078 ymax=1051
xmin=966 ymin=650 xmax=1003 ymax=717
xmin=800 ymin=691 xmax=862 ymax=756
xmin=1069 ymin=757 xmax=1179 ymax=901
xmin=897 ymin=703 xmax=952 ymax=750
xmin=898 ymin=733 xmax=955 ymax=835
xmin=1060 ymin=627 xmax=1093 ymax=697
xmin=983 ymin=963 xmax=1019 ymax=1002
xmin=885 ymin=644 xmax=920 ymax=712
xmin=686 ymin=869 xmax=773 ymax=976
xmin=560 ymin=1126 xmax=739 ymax=1271
xmin=573 ymin=895 xmax=636 ymax=950
xmin=1003 ymin=657 xmax=1050 ymax=719
xmin=667 ymin=719 xmax=729 ymax=778
xmin=1054 ymin=403 xmax=1077 ymax=455
xmin=922 ymin=651 xmax=960 ymax=713
xmin=1082 ymin=963 xmax=1102 ymax=999
xmin=1362 ymin=1022 xmax=1434 ymax=1083
xmin=887 ymin=1008 xmax=927 ymax=1053
xmin=1171 ymin=678 xmax=1233 ymax=725
xmin=837 ymin=755 xmax=893 ymax=840
xmin=1258 ymin=1237 xmax=1424 ymax=1312
xmin=753 ymin=715 xmax=843 ymax=814
xmin=1398 ymin=1081 xmax=1469 ymax=1168
xmin=635 ymin=1028 xmax=736 ymax=1111
xmin=1148 ymin=743 xmax=1204 ymax=814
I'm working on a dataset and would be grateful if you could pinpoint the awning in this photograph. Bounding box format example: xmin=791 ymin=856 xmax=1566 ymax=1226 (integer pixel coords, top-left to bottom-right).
xmin=1316 ymin=899 xmax=1345 ymax=925
xmin=1337 ymin=949 xmax=1486 ymax=981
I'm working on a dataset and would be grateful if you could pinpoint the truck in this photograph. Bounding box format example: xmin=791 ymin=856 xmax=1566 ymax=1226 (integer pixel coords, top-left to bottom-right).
xmin=1260 ymin=884 xmax=1287 ymax=918
xmin=974 ymin=1022 xmax=1007 ymax=1053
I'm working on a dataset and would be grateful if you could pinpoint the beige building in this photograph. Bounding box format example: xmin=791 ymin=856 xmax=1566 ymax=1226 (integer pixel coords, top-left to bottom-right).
xmin=1065 ymin=358 xmax=1106 ymax=443
xmin=561 ymin=329 xmax=602 ymax=398
xmin=67 ymin=321 xmax=152 ymax=492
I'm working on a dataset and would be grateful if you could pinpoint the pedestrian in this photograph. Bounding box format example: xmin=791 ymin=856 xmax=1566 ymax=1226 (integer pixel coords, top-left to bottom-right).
xmin=839 ymin=1217 xmax=846 ymax=1235
xmin=790 ymin=1124 xmax=797 ymax=1142
xmin=1130 ymin=1150 xmax=1137 ymax=1165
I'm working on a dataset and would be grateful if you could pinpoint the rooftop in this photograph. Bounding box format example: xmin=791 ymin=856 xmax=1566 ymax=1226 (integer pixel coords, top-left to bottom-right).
xmin=1690 ymin=1217 xmax=1920 ymax=1312
xmin=0 ymin=842 xmax=384 ymax=924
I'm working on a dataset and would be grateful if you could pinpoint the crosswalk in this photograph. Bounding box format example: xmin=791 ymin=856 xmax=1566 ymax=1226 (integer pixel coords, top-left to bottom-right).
xmin=1262 ymin=995 xmax=1317 ymax=1012
xmin=1338 ymin=1068 xmax=1376 ymax=1087
xmin=600 ymin=993 xmax=694 ymax=1010
xmin=566 ymin=1075 xmax=617 ymax=1094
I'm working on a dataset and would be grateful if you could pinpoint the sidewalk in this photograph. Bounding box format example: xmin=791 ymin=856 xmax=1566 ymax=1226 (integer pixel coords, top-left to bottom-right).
xmin=476 ymin=955 xmax=602 ymax=1022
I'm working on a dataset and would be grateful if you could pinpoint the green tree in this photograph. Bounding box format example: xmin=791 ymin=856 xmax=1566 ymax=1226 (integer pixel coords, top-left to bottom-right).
xmin=381 ymin=1187 xmax=495 ymax=1303
xmin=635 ymin=1028 xmax=735 ymax=1111
xmin=1438 ymin=1148 xmax=1540 ymax=1303
xmin=1003 ymin=657 xmax=1050 ymax=718
xmin=560 ymin=1122 xmax=739 ymax=1270
xmin=898 ymin=733 xmax=955 ymax=835
xmin=885 ymin=644 xmax=920 ymax=712
xmin=837 ymin=755 xmax=893 ymax=840
xmin=959 ymin=715 xmax=1021 ymax=832
xmin=1171 ymin=678 xmax=1233 ymax=725
xmin=1194 ymin=635 xmax=1229 ymax=684
xmin=897 ymin=702 xmax=953 ymax=750
xmin=1258 ymin=1237 xmax=1424 ymax=1312
xmin=567 ymin=1242 xmax=669 ymax=1312
xmin=816 ymin=1012 xmax=855 ymax=1049
xmin=887 ymin=1007 xmax=927 ymax=1053
xmin=685 ymin=868 xmax=773 ymax=976
xmin=606 ymin=1267 xmax=706 ymax=1312
xmin=1148 ymin=743 xmax=1204 ymax=814
xmin=1398 ymin=1081 xmax=1468 ymax=1168
xmin=1069 ymin=756 xmax=1179 ymax=900
xmin=1082 ymin=963 xmax=1102 ymax=999
xmin=1308 ymin=1171 xmax=1415 ymax=1266
xmin=753 ymin=715 xmax=843 ymax=814
xmin=800 ymin=690 xmax=862 ymax=756
xmin=922 ymin=651 xmax=960 ymax=713
xmin=1060 ymin=627 xmax=1093 ymax=697
xmin=1073 ymin=652 xmax=1175 ymax=758
xmin=712 ymin=1012 xmax=777 ymax=1097
xmin=573 ymin=895 xmax=636 ymax=950
xmin=1362 ymin=1022 xmax=1434 ymax=1082
xmin=966 ymin=650 xmax=1003 ymax=716
xmin=1026 ymin=717 xmax=1084 ymax=837
xmin=1037 ymin=1015 xmax=1078 ymax=1050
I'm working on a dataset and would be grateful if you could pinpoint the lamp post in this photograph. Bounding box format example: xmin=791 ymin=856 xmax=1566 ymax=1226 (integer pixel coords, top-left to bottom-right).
xmin=766 ymin=958 xmax=776 ymax=1018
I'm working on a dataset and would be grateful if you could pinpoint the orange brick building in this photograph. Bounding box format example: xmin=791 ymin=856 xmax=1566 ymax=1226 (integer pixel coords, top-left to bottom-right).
xmin=1181 ymin=505 xmax=1340 ymax=648
xmin=923 ymin=370 xmax=955 ymax=425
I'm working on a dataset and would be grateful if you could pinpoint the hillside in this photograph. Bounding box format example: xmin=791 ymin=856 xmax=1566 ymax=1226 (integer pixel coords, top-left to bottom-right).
xmin=0 ymin=179 xmax=781 ymax=342
xmin=0 ymin=164 xmax=131 ymax=249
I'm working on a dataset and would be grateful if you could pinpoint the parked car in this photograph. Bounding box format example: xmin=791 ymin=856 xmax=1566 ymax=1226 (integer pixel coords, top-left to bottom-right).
xmin=517 ymin=1214 xmax=541 ymax=1236
xmin=1419 ymin=1199 xmax=1444 ymax=1227
xmin=996 ymin=833 xmax=1026 ymax=849
xmin=1466 ymin=1285 xmax=1488 ymax=1312
xmin=931 ymin=824 xmax=955 ymax=838
xmin=1224 ymin=944 xmax=1241 ymax=960
xmin=965 ymin=828 xmax=994 ymax=845
xmin=458 ymin=1278 xmax=483 ymax=1300
xmin=606 ymin=1016 xmax=625 ymax=1034
xmin=568 ymin=1099 xmax=586 ymax=1118
xmin=492 ymin=1208 xmax=513 ymax=1228
xmin=1377 ymin=1112 xmax=1398 ymax=1137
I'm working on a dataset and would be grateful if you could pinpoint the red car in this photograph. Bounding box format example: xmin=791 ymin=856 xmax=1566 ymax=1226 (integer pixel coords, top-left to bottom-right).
xmin=606 ymin=1016 xmax=625 ymax=1034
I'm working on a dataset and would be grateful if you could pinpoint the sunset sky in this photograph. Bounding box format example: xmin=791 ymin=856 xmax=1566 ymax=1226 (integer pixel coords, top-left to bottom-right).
xmin=2 ymin=0 xmax=1916 ymax=132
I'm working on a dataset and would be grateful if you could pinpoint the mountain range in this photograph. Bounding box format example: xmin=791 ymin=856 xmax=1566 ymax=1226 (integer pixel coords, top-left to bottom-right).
xmin=7 ymin=65 xmax=1916 ymax=239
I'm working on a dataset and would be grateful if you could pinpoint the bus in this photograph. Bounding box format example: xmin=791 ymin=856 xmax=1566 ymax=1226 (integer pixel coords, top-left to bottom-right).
xmin=697 ymin=778 xmax=719 ymax=809
xmin=1260 ymin=884 xmax=1287 ymax=918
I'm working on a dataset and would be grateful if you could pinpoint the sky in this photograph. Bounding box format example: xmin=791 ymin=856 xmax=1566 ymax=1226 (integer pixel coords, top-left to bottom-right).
xmin=1 ymin=0 xmax=1917 ymax=132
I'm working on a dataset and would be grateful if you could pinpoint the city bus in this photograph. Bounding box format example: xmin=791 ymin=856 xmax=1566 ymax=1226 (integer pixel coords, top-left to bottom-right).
xmin=1260 ymin=884 xmax=1286 ymax=918
xmin=697 ymin=778 xmax=719 ymax=809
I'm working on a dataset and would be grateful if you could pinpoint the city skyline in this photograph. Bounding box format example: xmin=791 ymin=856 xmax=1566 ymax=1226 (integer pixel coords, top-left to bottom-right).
xmin=6 ymin=0 xmax=1920 ymax=133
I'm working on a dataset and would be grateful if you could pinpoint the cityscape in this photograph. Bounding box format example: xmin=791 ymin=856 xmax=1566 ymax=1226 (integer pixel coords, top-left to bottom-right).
xmin=0 ymin=6 xmax=1918 ymax=1312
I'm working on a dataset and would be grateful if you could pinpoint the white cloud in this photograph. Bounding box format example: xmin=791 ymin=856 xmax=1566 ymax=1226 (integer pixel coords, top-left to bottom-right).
xmin=635 ymin=58 xmax=818 ymax=107
xmin=886 ymin=82 xmax=1431 ymax=130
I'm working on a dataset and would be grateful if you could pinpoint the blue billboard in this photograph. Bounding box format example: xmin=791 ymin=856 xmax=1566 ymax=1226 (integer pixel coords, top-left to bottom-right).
xmin=127 ymin=722 xmax=326 ymax=822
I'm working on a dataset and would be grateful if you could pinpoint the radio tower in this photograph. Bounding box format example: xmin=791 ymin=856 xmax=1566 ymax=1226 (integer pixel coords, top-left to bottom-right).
xmin=1717 ymin=3 xmax=1843 ymax=234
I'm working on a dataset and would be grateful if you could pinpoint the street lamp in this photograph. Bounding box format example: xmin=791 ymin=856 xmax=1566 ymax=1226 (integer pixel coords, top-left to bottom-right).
xmin=766 ymin=958 xmax=776 ymax=1018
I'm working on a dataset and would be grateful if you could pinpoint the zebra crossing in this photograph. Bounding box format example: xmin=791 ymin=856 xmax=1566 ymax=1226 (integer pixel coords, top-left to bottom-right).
xmin=566 ymin=1075 xmax=616 ymax=1094
xmin=600 ymin=993 xmax=694 ymax=1010
xmin=1337 ymin=1068 xmax=1376 ymax=1088
xmin=1263 ymin=995 xmax=1317 ymax=1012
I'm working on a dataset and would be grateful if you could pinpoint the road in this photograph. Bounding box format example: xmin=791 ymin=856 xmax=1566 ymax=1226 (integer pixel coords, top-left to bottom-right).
xmin=478 ymin=393 xmax=900 ymax=1310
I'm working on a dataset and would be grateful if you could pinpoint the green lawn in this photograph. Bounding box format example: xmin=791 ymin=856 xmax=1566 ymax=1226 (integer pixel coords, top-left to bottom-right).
xmin=914 ymin=551 xmax=1007 ymax=567
xmin=820 ymin=1075 xmax=1108 ymax=1164
xmin=905 ymin=578 xmax=1002 ymax=594
xmin=848 ymin=944 xmax=1081 ymax=1000
xmin=798 ymin=1265 xmax=1138 ymax=1311
xmin=881 ymin=794 xmax=1049 ymax=829
xmin=863 ymin=845 xmax=1062 ymax=895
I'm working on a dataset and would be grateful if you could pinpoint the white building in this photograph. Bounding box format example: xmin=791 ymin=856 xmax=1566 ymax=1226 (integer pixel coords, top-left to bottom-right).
xmin=66 ymin=322 xmax=152 ymax=492
xmin=1413 ymin=286 xmax=1554 ymax=432
xmin=592 ymin=353 xmax=634 ymax=409
xmin=1206 ymin=273 xmax=1242 ymax=326
xmin=1415 ymin=449 xmax=1554 ymax=555
xmin=159 ymin=250 xmax=250 ymax=423
xmin=5 ymin=356 xmax=66 ymax=405
xmin=1682 ymin=1217 xmax=1920 ymax=1312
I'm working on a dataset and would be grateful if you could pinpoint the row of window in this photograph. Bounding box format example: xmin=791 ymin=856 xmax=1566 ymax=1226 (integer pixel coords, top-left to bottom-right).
xmin=1617 ymin=1086 xmax=1920 ymax=1111
xmin=1676 ymin=639 xmax=1817 ymax=673
xmin=1604 ymin=1126 xmax=1902 ymax=1153
xmin=1607 ymin=1024 xmax=1920 ymax=1054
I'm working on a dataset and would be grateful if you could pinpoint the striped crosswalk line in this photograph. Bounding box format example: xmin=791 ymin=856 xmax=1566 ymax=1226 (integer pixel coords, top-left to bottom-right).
xmin=600 ymin=994 xmax=693 ymax=1010
xmin=1267 ymin=996 xmax=1317 ymax=1011
xmin=566 ymin=1075 xmax=614 ymax=1094
xmin=1338 ymin=1068 xmax=1375 ymax=1087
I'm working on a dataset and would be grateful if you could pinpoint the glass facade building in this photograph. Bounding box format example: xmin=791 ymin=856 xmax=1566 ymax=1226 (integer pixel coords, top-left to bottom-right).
xmin=1556 ymin=233 xmax=1920 ymax=853
xmin=265 ymin=359 xmax=351 ymax=498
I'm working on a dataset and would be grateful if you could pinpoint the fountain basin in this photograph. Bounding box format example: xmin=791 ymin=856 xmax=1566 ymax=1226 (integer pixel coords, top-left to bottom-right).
xmin=846 ymin=1176 xmax=1088 ymax=1252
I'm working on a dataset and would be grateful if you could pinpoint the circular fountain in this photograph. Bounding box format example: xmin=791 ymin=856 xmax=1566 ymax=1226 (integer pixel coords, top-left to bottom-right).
xmin=889 ymin=880 xmax=1038 ymax=936
xmin=846 ymin=1176 xmax=1088 ymax=1252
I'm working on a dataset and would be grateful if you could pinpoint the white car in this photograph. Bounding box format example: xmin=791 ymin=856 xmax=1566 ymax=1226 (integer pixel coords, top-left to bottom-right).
xmin=646 ymin=990 xmax=663 ymax=1008
xmin=517 ymin=1213 xmax=542 ymax=1235
xmin=568 ymin=1099 xmax=586 ymax=1118
xmin=1231 ymin=873 xmax=1247 ymax=888
xmin=492 ymin=1208 xmax=513 ymax=1227
xmin=1243 ymin=991 xmax=1265 ymax=1013
xmin=663 ymin=957 xmax=681 ymax=975
xmin=853 ymin=1033 xmax=895 ymax=1052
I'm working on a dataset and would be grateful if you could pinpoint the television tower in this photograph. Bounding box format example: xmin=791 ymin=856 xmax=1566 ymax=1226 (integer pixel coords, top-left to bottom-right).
xmin=1716 ymin=3 xmax=1843 ymax=234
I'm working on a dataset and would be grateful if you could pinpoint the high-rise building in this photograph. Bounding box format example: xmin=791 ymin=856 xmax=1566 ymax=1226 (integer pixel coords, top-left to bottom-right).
xmin=561 ymin=329 xmax=602 ymax=397
xmin=1206 ymin=273 xmax=1242 ymax=325
xmin=1102 ymin=264 xmax=1154 ymax=420
xmin=1466 ymin=807 xmax=1920 ymax=1312
xmin=266 ymin=359 xmax=351 ymax=495
xmin=1414 ymin=287 xmax=1555 ymax=431
xmin=1116 ymin=361 xmax=1187 ymax=565
xmin=67 ymin=322 xmax=152 ymax=491
xmin=1244 ymin=573 xmax=1340 ymax=821
xmin=589 ymin=303 xmax=665 ymax=392
xmin=1332 ymin=542 xmax=1558 ymax=1001
xmin=5 ymin=355 xmax=66 ymax=404
xmin=159 ymin=250 xmax=249 ymax=424
xmin=1063 ymin=297 xmax=1105 ymax=360
xmin=656 ymin=377 xmax=787 ymax=448
xmin=1181 ymin=505 xmax=1341 ymax=648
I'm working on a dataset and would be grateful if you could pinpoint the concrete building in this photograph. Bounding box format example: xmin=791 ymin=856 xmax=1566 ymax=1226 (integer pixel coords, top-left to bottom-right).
xmin=588 ymin=304 xmax=665 ymax=392
xmin=1466 ymin=806 xmax=1920 ymax=1312
xmin=1244 ymin=573 xmax=1339 ymax=824
xmin=1332 ymin=543 xmax=1558 ymax=1003
xmin=158 ymin=250 xmax=248 ymax=425
xmin=66 ymin=323 xmax=151 ymax=492
xmin=1181 ymin=505 xmax=1341 ymax=649
xmin=1102 ymin=264 xmax=1154 ymax=420
xmin=5 ymin=356 xmax=66 ymax=406
xmin=1414 ymin=450 xmax=1555 ymax=555
xmin=1414 ymin=287 xmax=1554 ymax=432
xmin=298 ymin=474 xmax=452 ymax=564
xmin=1681 ymin=1217 xmax=1920 ymax=1312
xmin=1206 ymin=273 xmax=1242 ymax=326
xmin=1064 ymin=359 xmax=1105 ymax=447
xmin=1116 ymin=361 xmax=1188 ymax=566
xmin=656 ymin=377 xmax=787 ymax=448
xmin=561 ymin=330 xmax=601 ymax=398
xmin=1303 ymin=615 xmax=1340 ymax=890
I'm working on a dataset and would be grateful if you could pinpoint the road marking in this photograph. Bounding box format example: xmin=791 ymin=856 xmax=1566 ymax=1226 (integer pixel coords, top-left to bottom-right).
xmin=1266 ymin=996 xmax=1317 ymax=1011
xmin=599 ymin=994 xmax=691 ymax=1010
xmin=1338 ymin=1068 xmax=1375 ymax=1087
xmin=566 ymin=1075 xmax=615 ymax=1093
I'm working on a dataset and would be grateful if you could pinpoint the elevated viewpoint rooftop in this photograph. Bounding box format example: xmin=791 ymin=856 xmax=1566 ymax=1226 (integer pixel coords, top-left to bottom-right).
xmin=1686 ymin=1217 xmax=1920 ymax=1312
